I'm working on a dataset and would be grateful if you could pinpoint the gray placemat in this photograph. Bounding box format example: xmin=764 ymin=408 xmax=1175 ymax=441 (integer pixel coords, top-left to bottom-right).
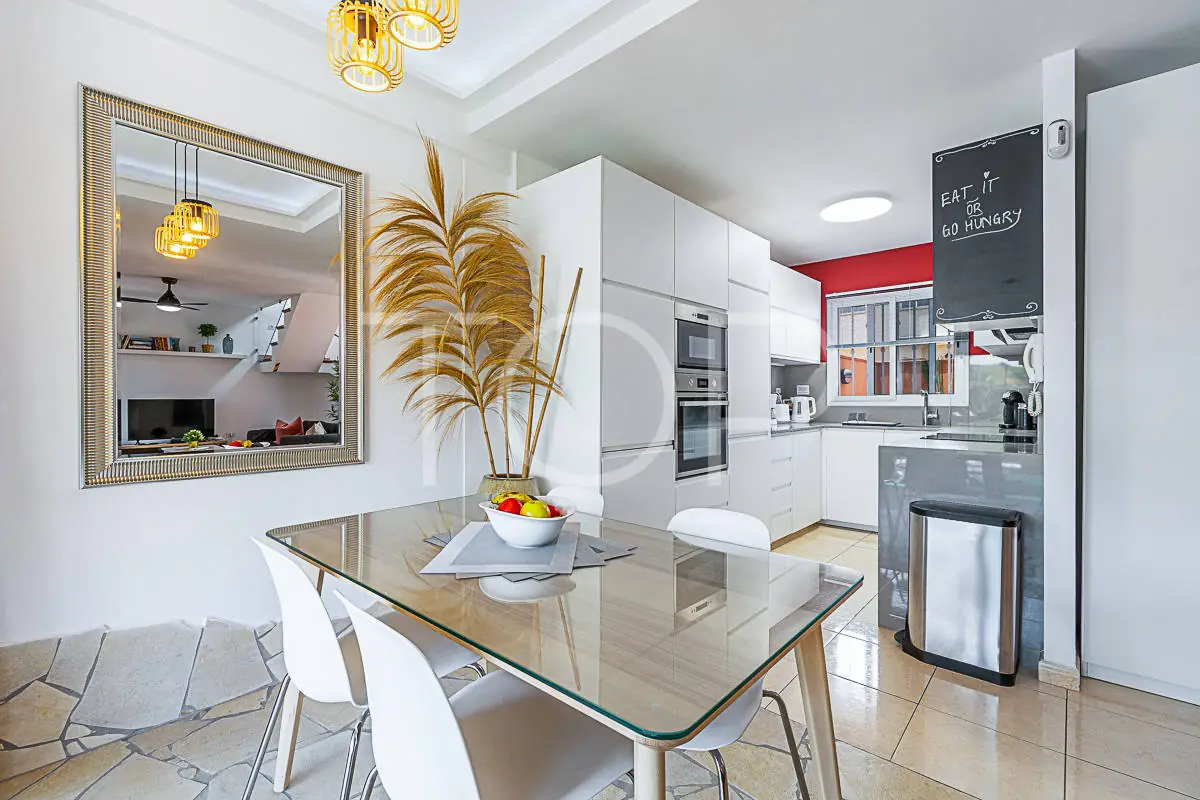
xmin=421 ymin=522 xmax=579 ymax=576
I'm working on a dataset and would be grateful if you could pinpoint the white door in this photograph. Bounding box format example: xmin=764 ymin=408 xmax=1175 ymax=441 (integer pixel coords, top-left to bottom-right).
xmin=601 ymin=283 xmax=676 ymax=450
xmin=728 ymin=224 xmax=770 ymax=292
xmin=728 ymin=435 xmax=770 ymax=526
xmin=822 ymin=429 xmax=883 ymax=528
xmin=728 ymin=284 xmax=771 ymax=437
xmin=674 ymin=197 xmax=729 ymax=310
xmin=791 ymin=432 xmax=823 ymax=530
xmin=676 ymin=470 xmax=730 ymax=513
xmin=601 ymin=445 xmax=676 ymax=528
xmin=601 ymin=160 xmax=674 ymax=296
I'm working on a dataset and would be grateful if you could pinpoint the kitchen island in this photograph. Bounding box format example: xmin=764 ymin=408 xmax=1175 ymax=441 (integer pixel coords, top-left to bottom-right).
xmin=877 ymin=430 xmax=1045 ymax=668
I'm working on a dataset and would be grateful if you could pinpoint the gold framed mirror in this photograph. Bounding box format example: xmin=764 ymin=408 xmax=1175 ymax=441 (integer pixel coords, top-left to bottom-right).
xmin=80 ymin=87 xmax=364 ymax=487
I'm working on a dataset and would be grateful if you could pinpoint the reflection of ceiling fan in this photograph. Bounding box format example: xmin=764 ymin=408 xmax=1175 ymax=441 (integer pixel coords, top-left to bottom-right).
xmin=119 ymin=276 xmax=209 ymax=313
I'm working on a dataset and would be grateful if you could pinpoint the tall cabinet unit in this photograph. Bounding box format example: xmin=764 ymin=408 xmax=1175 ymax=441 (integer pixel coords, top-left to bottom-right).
xmin=674 ymin=199 xmax=729 ymax=310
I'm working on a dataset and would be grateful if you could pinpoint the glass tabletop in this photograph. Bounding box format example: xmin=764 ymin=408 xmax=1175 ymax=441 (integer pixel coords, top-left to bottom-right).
xmin=267 ymin=495 xmax=863 ymax=742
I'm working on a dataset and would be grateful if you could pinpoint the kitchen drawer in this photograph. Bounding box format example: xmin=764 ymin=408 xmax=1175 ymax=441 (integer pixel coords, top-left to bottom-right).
xmin=770 ymin=511 xmax=795 ymax=542
xmin=676 ymin=471 xmax=730 ymax=513
xmin=770 ymin=436 xmax=793 ymax=461
xmin=769 ymin=485 xmax=792 ymax=518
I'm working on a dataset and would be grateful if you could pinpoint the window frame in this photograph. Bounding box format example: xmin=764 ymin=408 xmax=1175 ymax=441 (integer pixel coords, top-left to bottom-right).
xmin=826 ymin=284 xmax=969 ymax=408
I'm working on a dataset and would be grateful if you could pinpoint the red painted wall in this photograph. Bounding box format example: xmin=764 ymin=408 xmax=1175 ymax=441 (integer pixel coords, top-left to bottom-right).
xmin=791 ymin=243 xmax=986 ymax=359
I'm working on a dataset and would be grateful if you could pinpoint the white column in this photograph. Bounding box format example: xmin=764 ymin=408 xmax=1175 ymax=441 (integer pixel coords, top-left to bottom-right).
xmin=1039 ymin=49 xmax=1081 ymax=687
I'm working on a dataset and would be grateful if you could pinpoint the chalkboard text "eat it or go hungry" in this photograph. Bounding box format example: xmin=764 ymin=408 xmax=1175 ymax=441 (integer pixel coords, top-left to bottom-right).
xmin=939 ymin=171 xmax=1024 ymax=242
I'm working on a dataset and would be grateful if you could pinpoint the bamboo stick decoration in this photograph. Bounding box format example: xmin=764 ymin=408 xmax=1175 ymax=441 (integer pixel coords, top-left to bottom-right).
xmin=521 ymin=256 xmax=547 ymax=475
xmin=523 ymin=267 xmax=582 ymax=478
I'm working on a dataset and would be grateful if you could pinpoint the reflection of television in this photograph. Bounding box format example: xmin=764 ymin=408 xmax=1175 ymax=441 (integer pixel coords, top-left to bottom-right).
xmin=122 ymin=399 xmax=215 ymax=442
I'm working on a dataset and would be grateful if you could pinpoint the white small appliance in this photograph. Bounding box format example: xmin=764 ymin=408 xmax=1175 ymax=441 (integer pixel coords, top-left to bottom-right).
xmin=772 ymin=403 xmax=792 ymax=428
xmin=790 ymin=396 xmax=816 ymax=424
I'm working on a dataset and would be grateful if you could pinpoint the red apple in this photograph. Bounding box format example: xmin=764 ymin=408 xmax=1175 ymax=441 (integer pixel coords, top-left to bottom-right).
xmin=497 ymin=498 xmax=523 ymax=515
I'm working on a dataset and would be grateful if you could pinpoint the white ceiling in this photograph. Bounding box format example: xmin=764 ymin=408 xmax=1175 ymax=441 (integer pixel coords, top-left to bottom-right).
xmin=258 ymin=0 xmax=623 ymax=97
xmin=468 ymin=0 xmax=1200 ymax=264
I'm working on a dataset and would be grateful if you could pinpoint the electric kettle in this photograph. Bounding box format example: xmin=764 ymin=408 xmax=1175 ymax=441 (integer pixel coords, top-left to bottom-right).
xmin=791 ymin=396 xmax=817 ymax=424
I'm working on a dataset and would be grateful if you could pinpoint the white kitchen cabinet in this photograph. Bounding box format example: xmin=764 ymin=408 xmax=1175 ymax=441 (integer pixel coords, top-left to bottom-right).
xmin=791 ymin=432 xmax=823 ymax=530
xmin=728 ymin=224 xmax=770 ymax=292
xmin=601 ymin=445 xmax=676 ymax=528
xmin=823 ymin=429 xmax=884 ymax=528
xmin=601 ymin=283 xmax=676 ymax=450
xmin=770 ymin=510 xmax=795 ymax=542
xmin=769 ymin=262 xmax=819 ymax=314
xmin=602 ymin=160 xmax=674 ymax=295
xmin=727 ymin=284 xmax=771 ymax=437
xmin=676 ymin=470 xmax=730 ymax=513
xmin=769 ymin=308 xmax=821 ymax=364
xmin=674 ymin=197 xmax=729 ymax=310
xmin=728 ymin=435 xmax=770 ymax=525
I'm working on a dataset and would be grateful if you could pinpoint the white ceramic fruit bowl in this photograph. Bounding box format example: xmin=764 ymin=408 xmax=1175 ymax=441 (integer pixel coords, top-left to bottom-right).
xmin=479 ymin=497 xmax=575 ymax=548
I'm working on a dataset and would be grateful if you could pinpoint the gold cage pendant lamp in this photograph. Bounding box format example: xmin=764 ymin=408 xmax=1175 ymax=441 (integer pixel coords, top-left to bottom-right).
xmin=328 ymin=1 xmax=405 ymax=93
xmin=171 ymin=145 xmax=219 ymax=248
xmin=155 ymin=143 xmax=200 ymax=260
xmin=385 ymin=0 xmax=457 ymax=50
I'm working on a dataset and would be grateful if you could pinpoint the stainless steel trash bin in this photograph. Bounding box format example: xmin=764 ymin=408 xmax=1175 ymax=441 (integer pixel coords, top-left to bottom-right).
xmin=900 ymin=500 xmax=1022 ymax=686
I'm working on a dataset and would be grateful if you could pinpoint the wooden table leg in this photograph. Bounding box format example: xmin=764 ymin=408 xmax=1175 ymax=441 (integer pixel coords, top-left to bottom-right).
xmin=794 ymin=627 xmax=843 ymax=800
xmin=272 ymin=678 xmax=305 ymax=790
xmin=633 ymin=743 xmax=666 ymax=800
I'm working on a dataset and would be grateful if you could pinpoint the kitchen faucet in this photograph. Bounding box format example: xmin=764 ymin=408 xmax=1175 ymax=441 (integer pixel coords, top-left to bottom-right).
xmin=921 ymin=390 xmax=940 ymax=427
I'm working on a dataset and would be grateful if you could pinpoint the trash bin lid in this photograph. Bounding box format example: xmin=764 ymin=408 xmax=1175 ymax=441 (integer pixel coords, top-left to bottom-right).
xmin=910 ymin=501 xmax=1021 ymax=527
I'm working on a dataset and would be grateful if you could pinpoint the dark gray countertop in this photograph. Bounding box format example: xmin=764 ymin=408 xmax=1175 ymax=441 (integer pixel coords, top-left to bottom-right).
xmin=769 ymin=421 xmax=935 ymax=436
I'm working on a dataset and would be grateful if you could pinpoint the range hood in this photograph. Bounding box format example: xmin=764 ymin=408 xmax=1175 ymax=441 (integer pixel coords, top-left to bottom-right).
xmin=973 ymin=326 xmax=1038 ymax=358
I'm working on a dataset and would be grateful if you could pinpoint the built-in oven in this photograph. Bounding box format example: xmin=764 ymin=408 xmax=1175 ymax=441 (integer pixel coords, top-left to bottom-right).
xmin=676 ymin=370 xmax=728 ymax=479
xmin=674 ymin=538 xmax=728 ymax=629
xmin=676 ymin=301 xmax=728 ymax=373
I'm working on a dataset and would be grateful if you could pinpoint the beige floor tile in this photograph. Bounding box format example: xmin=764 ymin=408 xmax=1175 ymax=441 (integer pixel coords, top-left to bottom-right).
xmin=775 ymin=535 xmax=857 ymax=564
xmin=921 ymin=669 xmax=1067 ymax=751
xmin=78 ymin=753 xmax=203 ymax=800
xmin=893 ymin=706 xmax=1065 ymax=800
xmin=1070 ymin=677 xmax=1200 ymax=738
xmin=1022 ymin=669 xmax=1068 ymax=699
xmin=0 ymin=682 xmax=78 ymax=747
xmin=780 ymin=673 xmax=916 ymax=760
xmin=1067 ymin=701 xmax=1200 ymax=797
xmin=714 ymin=708 xmax=808 ymax=800
xmin=763 ymin=654 xmax=797 ymax=696
xmin=0 ymin=743 xmax=65 ymax=783
xmin=837 ymin=597 xmax=882 ymax=644
xmin=1066 ymin=757 xmax=1192 ymax=800
xmin=821 ymin=584 xmax=877 ymax=635
xmin=835 ymin=740 xmax=974 ymax=800
xmin=831 ymin=544 xmax=878 ymax=577
xmin=825 ymin=634 xmax=933 ymax=703
xmin=0 ymin=763 xmax=58 ymax=800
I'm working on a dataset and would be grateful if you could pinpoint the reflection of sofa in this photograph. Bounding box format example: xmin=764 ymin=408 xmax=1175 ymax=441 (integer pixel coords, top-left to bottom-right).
xmin=246 ymin=421 xmax=339 ymax=446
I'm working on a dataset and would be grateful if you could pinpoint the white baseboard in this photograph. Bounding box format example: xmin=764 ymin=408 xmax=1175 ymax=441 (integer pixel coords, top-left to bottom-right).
xmin=1038 ymin=659 xmax=1081 ymax=691
xmin=1082 ymin=662 xmax=1200 ymax=706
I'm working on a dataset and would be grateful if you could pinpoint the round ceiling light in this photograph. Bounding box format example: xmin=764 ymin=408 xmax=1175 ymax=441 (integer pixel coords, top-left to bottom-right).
xmin=820 ymin=196 xmax=893 ymax=223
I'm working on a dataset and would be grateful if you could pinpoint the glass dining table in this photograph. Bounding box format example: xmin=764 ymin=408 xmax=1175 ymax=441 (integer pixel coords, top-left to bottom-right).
xmin=265 ymin=495 xmax=863 ymax=800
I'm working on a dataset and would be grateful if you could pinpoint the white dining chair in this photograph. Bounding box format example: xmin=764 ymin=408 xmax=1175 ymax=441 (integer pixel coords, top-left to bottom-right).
xmin=244 ymin=540 xmax=485 ymax=800
xmin=546 ymin=485 xmax=605 ymax=517
xmin=335 ymin=590 xmax=634 ymax=800
xmin=666 ymin=508 xmax=812 ymax=800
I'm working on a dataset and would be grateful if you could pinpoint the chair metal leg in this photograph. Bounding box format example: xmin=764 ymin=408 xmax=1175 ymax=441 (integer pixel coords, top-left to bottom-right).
xmin=361 ymin=766 xmax=378 ymax=799
xmin=339 ymin=708 xmax=371 ymax=800
xmin=467 ymin=661 xmax=487 ymax=679
xmin=710 ymin=749 xmax=730 ymax=800
xmin=241 ymin=674 xmax=291 ymax=800
xmin=764 ymin=689 xmax=812 ymax=800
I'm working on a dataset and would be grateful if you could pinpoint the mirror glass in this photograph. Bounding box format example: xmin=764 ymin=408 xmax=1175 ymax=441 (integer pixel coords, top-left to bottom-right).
xmin=112 ymin=124 xmax=344 ymax=458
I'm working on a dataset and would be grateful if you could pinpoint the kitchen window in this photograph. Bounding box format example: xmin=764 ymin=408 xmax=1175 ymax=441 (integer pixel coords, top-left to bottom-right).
xmin=827 ymin=285 xmax=968 ymax=406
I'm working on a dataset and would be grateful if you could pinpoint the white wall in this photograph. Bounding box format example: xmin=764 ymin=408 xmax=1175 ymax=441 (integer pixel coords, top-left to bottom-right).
xmin=0 ymin=0 xmax=514 ymax=644
xmin=1083 ymin=61 xmax=1200 ymax=703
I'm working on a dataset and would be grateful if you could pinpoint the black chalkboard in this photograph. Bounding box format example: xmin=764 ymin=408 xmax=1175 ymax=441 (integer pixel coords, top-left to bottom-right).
xmin=932 ymin=126 xmax=1043 ymax=328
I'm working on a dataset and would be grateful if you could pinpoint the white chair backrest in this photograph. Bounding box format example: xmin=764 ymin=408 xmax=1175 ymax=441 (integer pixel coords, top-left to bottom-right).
xmin=546 ymin=485 xmax=605 ymax=517
xmin=335 ymin=591 xmax=481 ymax=800
xmin=253 ymin=540 xmax=354 ymax=704
xmin=667 ymin=508 xmax=771 ymax=551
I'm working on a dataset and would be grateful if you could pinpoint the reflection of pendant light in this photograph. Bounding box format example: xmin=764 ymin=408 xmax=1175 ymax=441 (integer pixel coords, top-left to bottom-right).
xmin=172 ymin=146 xmax=219 ymax=246
xmin=385 ymin=0 xmax=457 ymax=50
xmin=327 ymin=1 xmax=404 ymax=93
xmin=155 ymin=144 xmax=198 ymax=260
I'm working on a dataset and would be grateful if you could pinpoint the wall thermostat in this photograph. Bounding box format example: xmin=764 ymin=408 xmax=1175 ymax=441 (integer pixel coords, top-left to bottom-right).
xmin=1047 ymin=119 xmax=1071 ymax=159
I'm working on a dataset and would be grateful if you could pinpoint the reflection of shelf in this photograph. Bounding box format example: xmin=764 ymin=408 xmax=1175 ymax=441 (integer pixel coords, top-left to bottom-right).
xmin=119 ymin=349 xmax=249 ymax=360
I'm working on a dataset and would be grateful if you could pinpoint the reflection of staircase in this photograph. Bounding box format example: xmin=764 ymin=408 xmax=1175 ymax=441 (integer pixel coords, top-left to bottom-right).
xmin=256 ymin=292 xmax=340 ymax=373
